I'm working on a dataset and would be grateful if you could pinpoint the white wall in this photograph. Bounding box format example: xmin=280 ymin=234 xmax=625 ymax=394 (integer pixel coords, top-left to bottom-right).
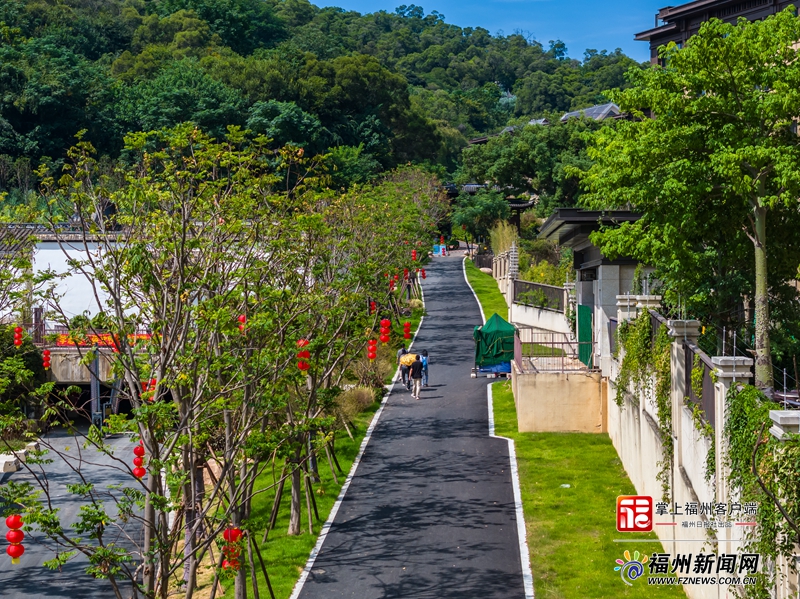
xmin=509 ymin=303 xmax=571 ymax=335
xmin=33 ymin=241 xmax=110 ymax=324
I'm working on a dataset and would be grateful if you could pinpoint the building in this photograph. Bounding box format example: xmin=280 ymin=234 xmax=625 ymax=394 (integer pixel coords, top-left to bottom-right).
xmin=560 ymin=102 xmax=621 ymax=123
xmin=538 ymin=208 xmax=645 ymax=374
xmin=635 ymin=0 xmax=794 ymax=64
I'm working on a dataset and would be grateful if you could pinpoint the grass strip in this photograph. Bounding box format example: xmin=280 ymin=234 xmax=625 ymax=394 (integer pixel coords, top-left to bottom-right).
xmin=463 ymin=257 xmax=508 ymax=322
xmin=209 ymin=403 xmax=379 ymax=599
xmin=492 ymin=380 xmax=686 ymax=598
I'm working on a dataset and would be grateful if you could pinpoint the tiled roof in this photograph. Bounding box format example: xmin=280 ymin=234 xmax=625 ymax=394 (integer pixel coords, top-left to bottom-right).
xmin=560 ymin=102 xmax=621 ymax=122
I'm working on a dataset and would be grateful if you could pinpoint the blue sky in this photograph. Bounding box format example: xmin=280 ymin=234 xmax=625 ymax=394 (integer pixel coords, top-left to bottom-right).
xmin=314 ymin=0 xmax=669 ymax=62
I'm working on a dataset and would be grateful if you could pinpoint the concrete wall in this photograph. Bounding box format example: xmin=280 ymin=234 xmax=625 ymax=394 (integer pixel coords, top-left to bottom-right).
xmin=34 ymin=241 xmax=111 ymax=324
xmin=509 ymin=303 xmax=571 ymax=336
xmin=511 ymin=362 xmax=606 ymax=433
xmin=49 ymin=348 xmax=115 ymax=384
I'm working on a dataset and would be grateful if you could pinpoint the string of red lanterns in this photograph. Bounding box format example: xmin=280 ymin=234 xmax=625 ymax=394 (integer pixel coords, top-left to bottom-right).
xmin=379 ymin=319 xmax=391 ymax=344
xmin=411 ymin=249 xmax=417 ymax=261
xmin=367 ymin=339 xmax=377 ymax=361
xmin=403 ymin=321 xmax=412 ymax=340
xmin=369 ymin=301 xmax=376 ymax=315
xmin=42 ymin=348 xmax=51 ymax=370
xmin=296 ymin=339 xmax=310 ymax=371
xmin=133 ymin=440 xmax=146 ymax=478
xmin=237 ymin=314 xmax=246 ymax=333
xmin=5 ymin=515 xmax=24 ymax=565
xmin=421 ymin=269 xmax=427 ymax=280
xmin=13 ymin=326 xmax=22 ymax=347
xmin=221 ymin=527 xmax=243 ymax=571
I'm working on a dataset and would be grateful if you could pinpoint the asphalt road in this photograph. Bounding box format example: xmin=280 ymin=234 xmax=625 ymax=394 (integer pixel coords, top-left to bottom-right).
xmin=296 ymin=254 xmax=526 ymax=598
xmin=0 ymin=428 xmax=141 ymax=598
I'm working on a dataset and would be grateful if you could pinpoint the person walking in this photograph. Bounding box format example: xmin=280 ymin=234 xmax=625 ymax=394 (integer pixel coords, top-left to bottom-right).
xmin=421 ymin=349 xmax=429 ymax=387
xmin=410 ymin=354 xmax=424 ymax=399
xmin=397 ymin=346 xmax=408 ymax=386
xmin=400 ymin=351 xmax=416 ymax=390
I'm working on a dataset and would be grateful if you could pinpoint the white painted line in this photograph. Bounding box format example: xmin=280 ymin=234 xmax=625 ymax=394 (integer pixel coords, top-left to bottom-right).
xmin=488 ymin=383 xmax=535 ymax=599
xmin=462 ymin=256 xmax=486 ymax=324
xmin=289 ymin=279 xmax=427 ymax=599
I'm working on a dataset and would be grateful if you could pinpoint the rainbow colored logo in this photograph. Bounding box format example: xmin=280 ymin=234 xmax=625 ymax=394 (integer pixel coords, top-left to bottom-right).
xmin=614 ymin=550 xmax=649 ymax=586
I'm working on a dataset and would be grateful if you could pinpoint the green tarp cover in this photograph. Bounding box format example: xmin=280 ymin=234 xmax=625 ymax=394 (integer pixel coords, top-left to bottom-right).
xmin=473 ymin=313 xmax=516 ymax=367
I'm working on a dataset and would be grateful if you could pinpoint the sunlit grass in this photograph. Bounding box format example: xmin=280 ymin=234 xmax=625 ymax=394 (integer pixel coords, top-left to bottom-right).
xmin=492 ymin=381 xmax=686 ymax=599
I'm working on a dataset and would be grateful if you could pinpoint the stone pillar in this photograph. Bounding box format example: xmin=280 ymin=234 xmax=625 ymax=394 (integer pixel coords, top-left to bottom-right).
xmin=712 ymin=355 xmax=753 ymax=559
xmin=667 ymin=320 xmax=701 ymax=488
xmin=635 ymin=295 xmax=662 ymax=311
xmin=767 ymin=410 xmax=800 ymax=598
xmin=616 ymin=294 xmax=637 ymax=323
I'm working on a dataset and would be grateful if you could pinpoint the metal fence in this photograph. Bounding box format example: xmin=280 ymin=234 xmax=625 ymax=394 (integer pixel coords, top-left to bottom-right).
xmin=608 ymin=318 xmax=618 ymax=356
xmin=650 ymin=310 xmax=668 ymax=347
xmin=473 ymin=254 xmax=494 ymax=269
xmin=684 ymin=341 xmax=717 ymax=429
xmin=514 ymin=328 xmax=595 ymax=372
xmin=512 ymin=279 xmax=565 ymax=312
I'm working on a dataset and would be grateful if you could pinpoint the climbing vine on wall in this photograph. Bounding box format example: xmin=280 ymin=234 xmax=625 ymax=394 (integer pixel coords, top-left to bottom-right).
xmin=724 ymin=385 xmax=800 ymax=598
xmin=687 ymin=354 xmax=716 ymax=483
xmin=616 ymin=310 xmax=673 ymax=501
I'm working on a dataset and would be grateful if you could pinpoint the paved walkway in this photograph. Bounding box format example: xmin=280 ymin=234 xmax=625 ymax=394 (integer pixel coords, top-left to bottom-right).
xmin=296 ymin=255 xmax=526 ymax=598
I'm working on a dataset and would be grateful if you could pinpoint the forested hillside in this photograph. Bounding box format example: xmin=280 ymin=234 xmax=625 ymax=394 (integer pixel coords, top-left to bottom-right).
xmin=0 ymin=0 xmax=642 ymax=201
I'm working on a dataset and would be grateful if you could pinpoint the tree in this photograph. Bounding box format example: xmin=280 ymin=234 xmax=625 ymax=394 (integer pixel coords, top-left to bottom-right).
xmin=458 ymin=117 xmax=601 ymax=216
xmin=451 ymin=189 xmax=509 ymax=245
xmin=581 ymin=9 xmax=800 ymax=390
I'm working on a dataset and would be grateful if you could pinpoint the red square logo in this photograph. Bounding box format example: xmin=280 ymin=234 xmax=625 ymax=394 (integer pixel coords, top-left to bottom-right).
xmin=617 ymin=495 xmax=652 ymax=532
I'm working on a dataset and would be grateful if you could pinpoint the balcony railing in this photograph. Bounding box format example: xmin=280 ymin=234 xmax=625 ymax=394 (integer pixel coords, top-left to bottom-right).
xmin=513 ymin=279 xmax=566 ymax=313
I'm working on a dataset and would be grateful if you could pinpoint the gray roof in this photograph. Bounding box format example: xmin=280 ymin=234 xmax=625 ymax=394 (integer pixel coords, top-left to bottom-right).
xmin=0 ymin=223 xmax=45 ymax=255
xmin=560 ymin=102 xmax=621 ymax=122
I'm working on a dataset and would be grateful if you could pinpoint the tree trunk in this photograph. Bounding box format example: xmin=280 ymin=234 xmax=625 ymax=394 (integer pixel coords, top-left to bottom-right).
xmin=288 ymin=449 xmax=302 ymax=535
xmin=753 ymin=205 xmax=772 ymax=391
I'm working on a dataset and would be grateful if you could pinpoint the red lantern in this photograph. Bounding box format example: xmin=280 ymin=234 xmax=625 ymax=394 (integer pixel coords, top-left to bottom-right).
xmin=393 ymin=274 xmax=399 ymax=281
xmin=297 ymin=361 xmax=310 ymax=371
xmin=133 ymin=467 xmax=146 ymax=478
xmin=5 ymin=514 xmax=23 ymax=565
xmin=297 ymin=350 xmax=311 ymax=360
xmin=440 ymin=235 xmax=444 ymax=244
xmin=421 ymin=269 xmax=427 ymax=279
xmin=389 ymin=281 xmax=395 ymax=291
xmin=133 ymin=456 xmax=143 ymax=467
xmin=379 ymin=334 xmax=389 ymax=344
xmin=403 ymin=321 xmax=411 ymax=329
xmin=134 ymin=445 xmax=145 ymax=457
xmin=223 ymin=527 xmax=243 ymax=543
xmin=297 ymin=339 xmax=309 ymax=348
xmin=5 ymin=529 xmax=23 ymax=545
xmin=238 ymin=314 xmax=246 ymax=324
xmin=412 ymin=250 xmax=417 ymax=261
xmin=380 ymin=319 xmax=390 ymax=327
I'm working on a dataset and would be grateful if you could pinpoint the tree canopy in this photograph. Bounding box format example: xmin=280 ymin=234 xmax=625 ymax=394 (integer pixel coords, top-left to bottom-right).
xmin=0 ymin=0 xmax=643 ymax=201
xmin=580 ymin=8 xmax=800 ymax=389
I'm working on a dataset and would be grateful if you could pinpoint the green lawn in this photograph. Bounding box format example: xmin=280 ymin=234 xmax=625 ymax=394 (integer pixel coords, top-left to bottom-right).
xmin=216 ymin=403 xmax=379 ymax=599
xmin=492 ymin=381 xmax=686 ymax=599
xmin=463 ymin=257 xmax=508 ymax=322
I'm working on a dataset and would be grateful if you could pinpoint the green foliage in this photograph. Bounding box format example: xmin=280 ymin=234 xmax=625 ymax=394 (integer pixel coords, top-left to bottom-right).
xmin=582 ymin=9 xmax=800 ymax=388
xmin=451 ymin=189 xmax=510 ymax=241
xmin=616 ymin=312 xmax=673 ymax=501
xmin=115 ymin=60 xmax=245 ymax=139
xmin=458 ymin=115 xmax=603 ymax=217
xmin=723 ymin=385 xmax=799 ymax=598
